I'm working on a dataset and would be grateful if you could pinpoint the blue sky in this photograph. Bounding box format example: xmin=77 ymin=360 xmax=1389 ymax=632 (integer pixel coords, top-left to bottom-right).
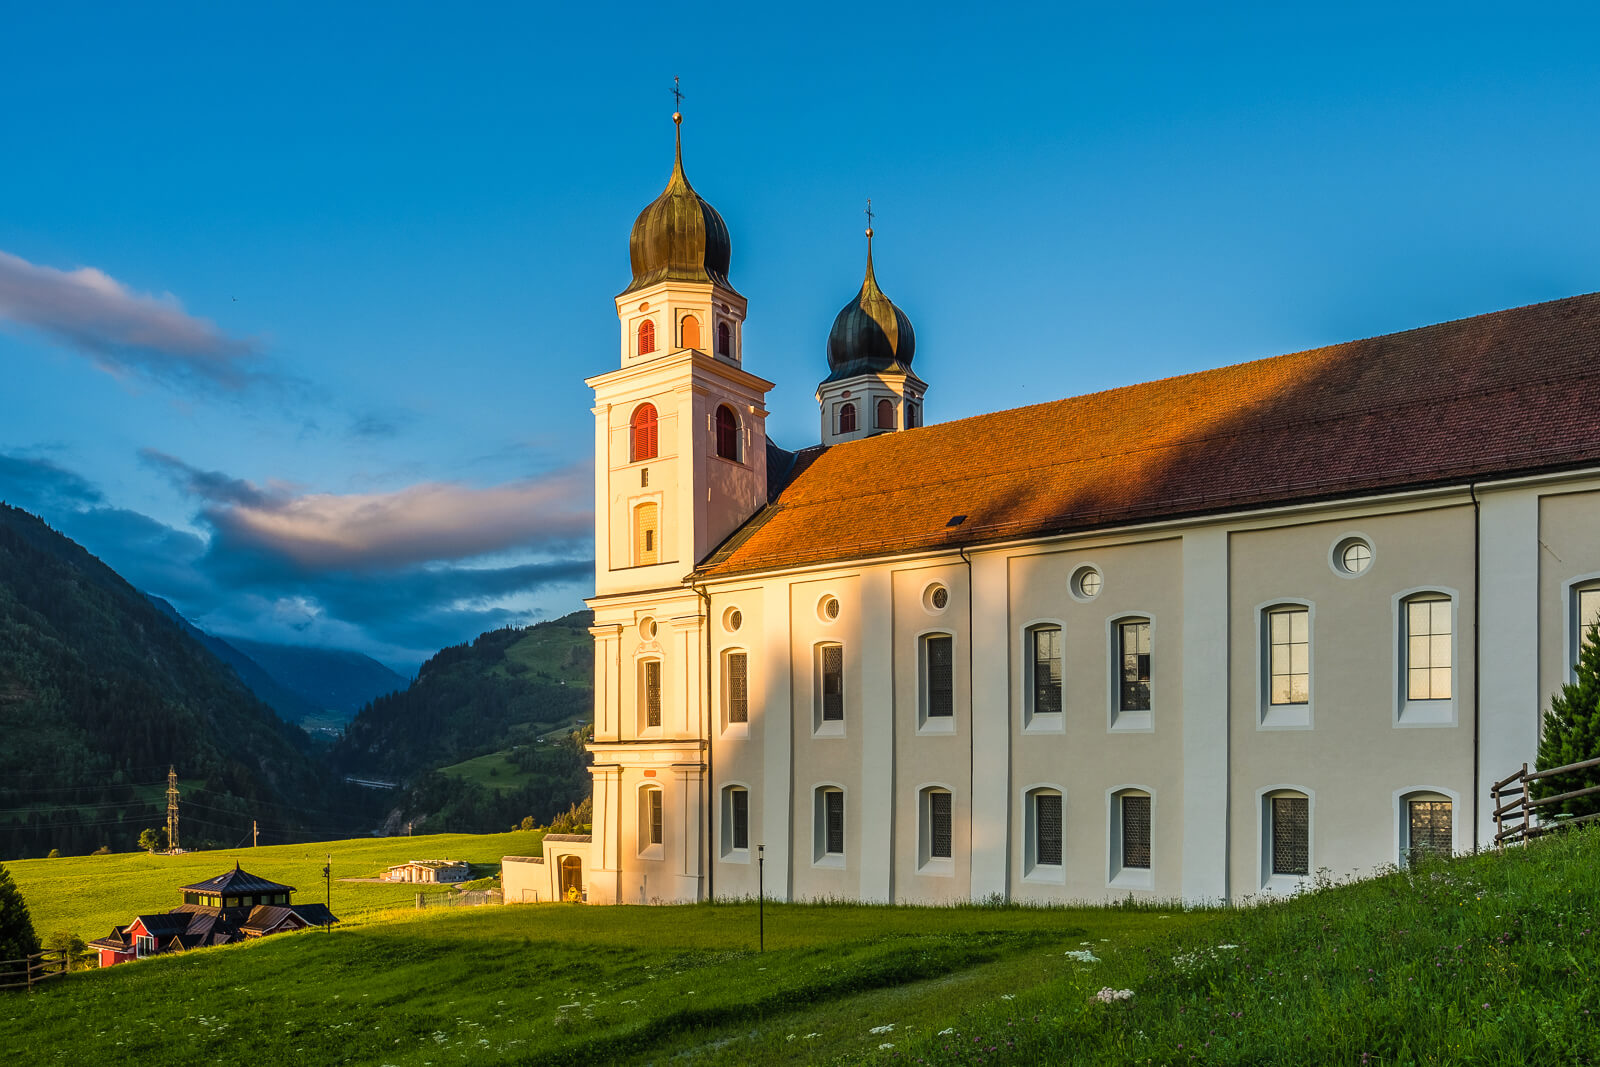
xmin=4 ymin=2 xmax=1599 ymax=672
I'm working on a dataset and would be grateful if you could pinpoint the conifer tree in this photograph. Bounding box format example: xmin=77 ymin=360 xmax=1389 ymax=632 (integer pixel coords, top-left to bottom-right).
xmin=1533 ymin=621 xmax=1600 ymax=818
xmin=0 ymin=863 xmax=41 ymax=963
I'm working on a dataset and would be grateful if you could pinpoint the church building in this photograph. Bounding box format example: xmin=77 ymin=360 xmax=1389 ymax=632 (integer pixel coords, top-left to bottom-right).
xmin=570 ymin=111 xmax=1600 ymax=906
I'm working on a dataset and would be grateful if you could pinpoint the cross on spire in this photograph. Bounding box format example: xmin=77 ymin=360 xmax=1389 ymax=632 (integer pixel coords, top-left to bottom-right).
xmin=671 ymin=76 xmax=684 ymax=119
xmin=864 ymin=198 xmax=875 ymax=234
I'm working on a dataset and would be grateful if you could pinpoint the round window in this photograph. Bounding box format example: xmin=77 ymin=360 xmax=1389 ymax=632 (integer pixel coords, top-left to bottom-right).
xmin=1332 ymin=536 xmax=1374 ymax=577
xmin=640 ymin=616 xmax=657 ymax=639
xmin=725 ymin=607 xmax=743 ymax=633
xmin=932 ymin=586 xmax=949 ymax=610
xmin=923 ymin=583 xmax=950 ymax=614
xmin=1070 ymin=566 xmax=1102 ymax=601
xmin=820 ymin=596 xmax=841 ymax=622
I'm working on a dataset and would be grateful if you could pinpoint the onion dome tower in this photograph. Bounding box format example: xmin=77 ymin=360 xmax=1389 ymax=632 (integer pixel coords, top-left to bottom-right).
xmin=615 ymin=112 xmax=746 ymax=366
xmin=817 ymin=218 xmax=926 ymax=445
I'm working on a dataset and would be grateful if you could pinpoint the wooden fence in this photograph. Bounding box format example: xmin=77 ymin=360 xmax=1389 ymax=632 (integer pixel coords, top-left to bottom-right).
xmin=1491 ymin=755 xmax=1600 ymax=847
xmin=0 ymin=950 xmax=69 ymax=992
xmin=415 ymin=889 xmax=501 ymax=910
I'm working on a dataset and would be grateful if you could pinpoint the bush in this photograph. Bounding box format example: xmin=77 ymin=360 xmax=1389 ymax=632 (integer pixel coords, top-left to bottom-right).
xmin=548 ymin=796 xmax=592 ymax=834
xmin=1534 ymin=620 xmax=1600 ymax=818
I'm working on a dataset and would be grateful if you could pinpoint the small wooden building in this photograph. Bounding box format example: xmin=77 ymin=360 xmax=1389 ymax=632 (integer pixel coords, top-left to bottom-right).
xmin=382 ymin=859 xmax=471 ymax=884
xmin=89 ymin=863 xmax=337 ymax=967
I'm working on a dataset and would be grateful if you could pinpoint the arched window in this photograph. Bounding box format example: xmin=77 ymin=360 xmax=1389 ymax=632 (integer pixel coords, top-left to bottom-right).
xmin=637 ymin=319 xmax=656 ymax=355
xmin=906 ymin=404 xmax=919 ymax=428
xmin=919 ymin=786 xmax=954 ymax=866
xmin=681 ymin=315 xmax=701 ymax=350
xmin=1027 ymin=625 xmax=1063 ymax=723
xmin=876 ymin=398 xmax=895 ymax=429
xmin=715 ymin=404 xmax=740 ymax=460
xmin=838 ymin=403 xmax=858 ymax=434
xmin=1024 ymin=787 xmax=1063 ymax=876
xmin=716 ymin=321 xmax=731 ymax=357
xmin=722 ymin=785 xmax=750 ymax=854
xmin=1109 ymin=787 xmax=1154 ymax=888
xmin=921 ymin=633 xmax=954 ymax=725
xmin=638 ymin=658 xmax=662 ymax=731
xmin=634 ymin=502 xmax=659 ymax=566
xmin=638 ymin=784 xmax=663 ymax=854
xmin=814 ymin=786 xmax=845 ymax=863
xmin=630 ymin=404 xmax=658 ymax=462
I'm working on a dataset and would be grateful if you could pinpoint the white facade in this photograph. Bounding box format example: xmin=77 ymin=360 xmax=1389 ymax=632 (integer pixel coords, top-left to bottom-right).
xmin=578 ymin=127 xmax=1600 ymax=906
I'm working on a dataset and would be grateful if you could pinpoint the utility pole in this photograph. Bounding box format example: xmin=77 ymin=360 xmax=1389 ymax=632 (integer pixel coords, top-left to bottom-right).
xmin=253 ymin=820 xmax=258 ymax=847
xmin=165 ymin=766 xmax=180 ymax=853
xmin=322 ymin=853 xmax=332 ymax=930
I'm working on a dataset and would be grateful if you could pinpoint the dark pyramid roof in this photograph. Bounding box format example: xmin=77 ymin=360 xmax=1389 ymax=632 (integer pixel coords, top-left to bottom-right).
xmin=622 ymin=117 xmax=735 ymax=296
xmin=179 ymin=863 xmax=294 ymax=895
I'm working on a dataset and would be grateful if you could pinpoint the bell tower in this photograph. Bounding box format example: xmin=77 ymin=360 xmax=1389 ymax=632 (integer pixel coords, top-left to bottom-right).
xmin=582 ymin=107 xmax=773 ymax=905
xmin=817 ymin=218 xmax=926 ymax=446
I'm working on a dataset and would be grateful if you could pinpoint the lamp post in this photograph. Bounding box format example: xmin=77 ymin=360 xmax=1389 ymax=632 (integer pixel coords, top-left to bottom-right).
xmin=323 ymin=853 xmax=332 ymax=931
xmin=757 ymin=843 xmax=764 ymax=953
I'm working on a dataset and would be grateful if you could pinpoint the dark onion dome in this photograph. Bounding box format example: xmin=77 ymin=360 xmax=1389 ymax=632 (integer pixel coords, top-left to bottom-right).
xmin=824 ymin=229 xmax=916 ymax=383
xmin=623 ymin=115 xmax=735 ymax=295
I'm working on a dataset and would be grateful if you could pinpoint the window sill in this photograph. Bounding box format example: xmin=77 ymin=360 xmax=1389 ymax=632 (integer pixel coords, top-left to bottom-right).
xmin=814 ymin=720 xmax=845 ymax=739
xmin=1023 ymin=714 xmax=1065 ymax=735
xmin=1396 ymin=699 xmax=1456 ymax=728
xmin=812 ymin=854 xmax=846 ymax=870
xmin=917 ymin=857 xmax=955 ymax=878
xmin=721 ymin=724 xmax=750 ymax=741
xmin=1109 ymin=710 xmax=1153 ymax=733
xmin=721 ymin=849 xmax=751 ymax=865
xmin=917 ymin=717 xmax=956 ymax=736
xmin=1023 ymin=865 xmax=1066 ymax=885
xmin=1260 ymin=873 xmax=1309 ymax=896
xmin=1259 ymin=704 xmax=1312 ymax=730
xmin=1109 ymin=867 xmax=1153 ymax=891
xmin=637 ymin=845 xmax=664 ymax=862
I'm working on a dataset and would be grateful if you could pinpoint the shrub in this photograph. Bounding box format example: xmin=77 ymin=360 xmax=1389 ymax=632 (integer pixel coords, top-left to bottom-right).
xmin=1534 ymin=620 xmax=1600 ymax=818
xmin=0 ymin=863 xmax=40 ymax=963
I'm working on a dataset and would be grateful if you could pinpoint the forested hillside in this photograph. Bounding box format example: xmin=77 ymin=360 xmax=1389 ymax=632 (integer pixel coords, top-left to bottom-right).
xmin=334 ymin=612 xmax=594 ymax=832
xmin=0 ymin=504 xmax=361 ymax=858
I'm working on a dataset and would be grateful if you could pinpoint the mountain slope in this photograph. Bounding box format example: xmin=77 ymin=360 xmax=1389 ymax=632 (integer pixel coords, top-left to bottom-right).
xmin=0 ymin=504 xmax=358 ymax=858
xmin=225 ymin=638 xmax=406 ymax=723
xmin=145 ymin=596 xmax=323 ymax=726
xmin=334 ymin=611 xmax=592 ymax=782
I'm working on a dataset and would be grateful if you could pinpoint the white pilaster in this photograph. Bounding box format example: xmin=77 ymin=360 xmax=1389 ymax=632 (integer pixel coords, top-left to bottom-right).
xmin=1180 ymin=529 xmax=1230 ymax=903
xmin=858 ymin=567 xmax=895 ymax=903
xmin=761 ymin=583 xmax=794 ymax=900
xmin=968 ymin=550 xmax=1010 ymax=901
xmin=1477 ymin=487 xmax=1542 ymax=845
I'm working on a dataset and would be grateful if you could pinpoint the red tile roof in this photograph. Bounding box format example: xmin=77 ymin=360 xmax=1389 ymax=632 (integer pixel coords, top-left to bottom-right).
xmin=699 ymin=292 xmax=1600 ymax=577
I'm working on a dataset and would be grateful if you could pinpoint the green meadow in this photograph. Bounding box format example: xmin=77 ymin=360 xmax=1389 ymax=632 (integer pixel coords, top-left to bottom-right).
xmin=5 ymin=830 xmax=542 ymax=940
xmin=4 ymin=829 xmax=1598 ymax=1065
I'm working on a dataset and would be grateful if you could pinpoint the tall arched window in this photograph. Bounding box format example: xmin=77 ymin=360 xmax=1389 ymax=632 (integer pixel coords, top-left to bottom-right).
xmin=716 ymin=321 xmax=731 ymax=357
xmin=637 ymin=319 xmax=656 ymax=355
xmin=876 ymin=398 xmax=895 ymax=429
xmin=838 ymin=403 xmax=857 ymax=434
xmin=630 ymin=404 xmax=658 ymax=462
xmin=715 ymin=404 xmax=740 ymax=460
xmin=681 ymin=315 xmax=701 ymax=350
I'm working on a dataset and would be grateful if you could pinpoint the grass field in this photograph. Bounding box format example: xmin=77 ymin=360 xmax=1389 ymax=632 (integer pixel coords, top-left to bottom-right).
xmin=437 ymin=748 xmax=545 ymax=791
xmin=4 ymin=830 xmax=542 ymax=940
xmin=5 ymin=829 xmax=1599 ymax=1065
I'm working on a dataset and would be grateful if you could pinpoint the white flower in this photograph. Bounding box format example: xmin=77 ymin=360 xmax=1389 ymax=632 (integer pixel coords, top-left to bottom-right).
xmin=804 ymin=1033 xmax=820 ymax=1039
xmin=869 ymin=1024 xmax=896 ymax=1034
xmin=1064 ymin=950 xmax=1100 ymax=962
xmin=1000 ymin=993 xmax=1015 ymax=1000
xmin=1092 ymin=987 xmax=1135 ymax=1003
xmin=879 ymin=1043 xmax=895 ymax=1050
xmin=938 ymin=1028 xmax=955 ymax=1036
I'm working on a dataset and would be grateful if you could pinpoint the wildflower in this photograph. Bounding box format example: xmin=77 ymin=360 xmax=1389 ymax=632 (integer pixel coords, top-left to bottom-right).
xmin=1093 ymin=988 xmax=1135 ymax=1003
xmin=1064 ymin=950 xmax=1100 ymax=962
xmin=869 ymin=1024 xmax=896 ymax=1034
xmin=938 ymin=1028 xmax=956 ymax=1036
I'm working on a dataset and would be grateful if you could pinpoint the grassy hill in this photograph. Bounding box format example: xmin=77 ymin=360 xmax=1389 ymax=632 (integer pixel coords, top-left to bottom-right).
xmin=0 ymin=504 xmax=358 ymax=859
xmin=5 ymin=829 xmax=543 ymax=939
xmin=6 ymin=827 xmax=1598 ymax=1065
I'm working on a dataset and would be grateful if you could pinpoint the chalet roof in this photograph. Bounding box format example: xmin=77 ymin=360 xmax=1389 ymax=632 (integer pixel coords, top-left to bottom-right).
xmin=291 ymin=903 xmax=337 ymax=926
xmin=240 ymin=905 xmax=299 ymax=934
xmin=700 ymin=291 xmax=1600 ymax=577
xmin=179 ymin=863 xmax=295 ymax=895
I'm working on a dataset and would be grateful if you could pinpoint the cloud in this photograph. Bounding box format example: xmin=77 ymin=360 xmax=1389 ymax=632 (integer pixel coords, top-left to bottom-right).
xmin=5 ymin=450 xmax=595 ymax=668
xmin=0 ymin=452 xmax=105 ymax=509
xmin=145 ymin=450 xmax=592 ymax=571
xmin=0 ymin=249 xmax=266 ymax=391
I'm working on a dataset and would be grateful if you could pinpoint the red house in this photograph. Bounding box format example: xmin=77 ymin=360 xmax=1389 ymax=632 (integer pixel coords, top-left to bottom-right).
xmin=89 ymin=863 xmax=337 ymax=967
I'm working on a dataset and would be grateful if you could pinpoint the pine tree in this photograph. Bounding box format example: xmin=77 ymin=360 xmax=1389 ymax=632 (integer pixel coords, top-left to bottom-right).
xmin=1533 ymin=621 xmax=1600 ymax=819
xmin=0 ymin=862 xmax=41 ymax=963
